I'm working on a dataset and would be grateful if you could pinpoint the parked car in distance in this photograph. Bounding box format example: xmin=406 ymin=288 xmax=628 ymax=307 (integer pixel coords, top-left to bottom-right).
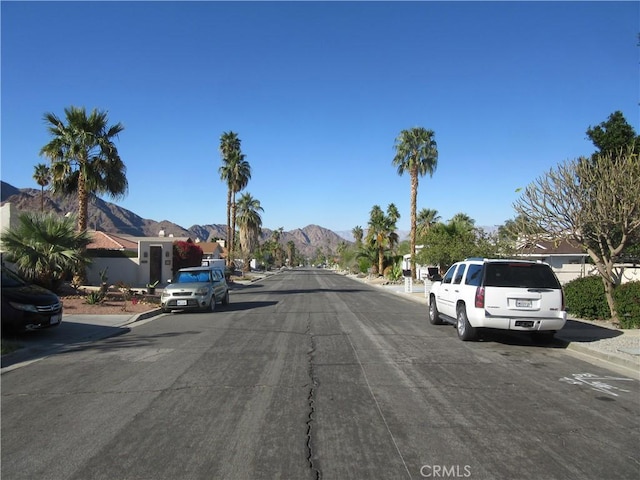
xmin=1 ymin=266 xmax=63 ymax=333
xmin=161 ymin=266 xmax=229 ymax=313
xmin=428 ymin=258 xmax=566 ymax=341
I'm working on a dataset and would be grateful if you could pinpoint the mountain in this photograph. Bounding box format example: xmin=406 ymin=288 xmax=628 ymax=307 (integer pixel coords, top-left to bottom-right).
xmin=0 ymin=181 xmax=350 ymax=257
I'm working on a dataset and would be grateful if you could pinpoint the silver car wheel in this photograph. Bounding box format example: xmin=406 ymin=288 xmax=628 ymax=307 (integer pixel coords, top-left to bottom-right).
xmin=209 ymin=295 xmax=216 ymax=312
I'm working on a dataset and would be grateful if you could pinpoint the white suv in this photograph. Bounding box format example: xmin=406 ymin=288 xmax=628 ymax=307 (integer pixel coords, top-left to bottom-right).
xmin=428 ymin=258 xmax=566 ymax=341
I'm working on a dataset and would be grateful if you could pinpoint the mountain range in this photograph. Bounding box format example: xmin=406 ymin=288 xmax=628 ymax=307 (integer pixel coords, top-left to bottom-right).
xmin=0 ymin=181 xmax=351 ymax=258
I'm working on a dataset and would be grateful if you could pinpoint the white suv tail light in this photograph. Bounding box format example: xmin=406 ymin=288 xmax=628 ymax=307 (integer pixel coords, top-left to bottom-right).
xmin=475 ymin=286 xmax=485 ymax=308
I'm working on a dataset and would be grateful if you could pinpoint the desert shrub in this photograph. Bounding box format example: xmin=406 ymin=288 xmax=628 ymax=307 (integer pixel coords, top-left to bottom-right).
xmin=85 ymin=291 xmax=105 ymax=305
xmin=385 ymin=263 xmax=403 ymax=282
xmin=564 ymin=275 xmax=609 ymax=320
xmin=358 ymin=258 xmax=372 ymax=275
xmin=613 ymin=281 xmax=640 ymax=329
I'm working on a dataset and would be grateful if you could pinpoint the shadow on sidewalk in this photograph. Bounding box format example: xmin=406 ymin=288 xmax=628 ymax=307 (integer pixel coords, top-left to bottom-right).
xmin=556 ymin=319 xmax=623 ymax=343
xmin=1 ymin=322 xmax=129 ymax=370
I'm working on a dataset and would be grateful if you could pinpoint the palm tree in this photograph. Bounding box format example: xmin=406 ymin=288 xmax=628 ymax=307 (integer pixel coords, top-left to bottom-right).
xmin=229 ymin=152 xmax=251 ymax=261
xmin=218 ymin=132 xmax=251 ymax=266
xmin=39 ymin=106 xmax=127 ymax=232
xmin=392 ymin=127 xmax=438 ymax=279
xmin=218 ymin=131 xmax=241 ymax=259
xmin=365 ymin=204 xmax=400 ymax=275
xmin=236 ymin=192 xmax=263 ymax=273
xmin=352 ymin=225 xmax=363 ymax=248
xmin=286 ymin=240 xmax=296 ymax=267
xmin=33 ymin=163 xmax=51 ymax=212
xmin=0 ymin=212 xmax=91 ymax=292
xmin=449 ymin=213 xmax=475 ymax=233
xmin=416 ymin=208 xmax=441 ymax=240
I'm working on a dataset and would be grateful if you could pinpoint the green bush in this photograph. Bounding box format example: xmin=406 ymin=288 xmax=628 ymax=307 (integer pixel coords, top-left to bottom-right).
xmin=564 ymin=275 xmax=610 ymax=320
xmin=613 ymin=281 xmax=640 ymax=329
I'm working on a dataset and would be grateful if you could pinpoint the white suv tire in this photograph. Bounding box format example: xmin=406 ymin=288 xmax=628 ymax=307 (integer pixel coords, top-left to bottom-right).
xmin=456 ymin=305 xmax=477 ymax=341
xmin=428 ymin=297 xmax=444 ymax=325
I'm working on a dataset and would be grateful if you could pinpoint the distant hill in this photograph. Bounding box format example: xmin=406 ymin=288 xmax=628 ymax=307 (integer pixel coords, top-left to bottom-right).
xmin=0 ymin=181 xmax=350 ymax=257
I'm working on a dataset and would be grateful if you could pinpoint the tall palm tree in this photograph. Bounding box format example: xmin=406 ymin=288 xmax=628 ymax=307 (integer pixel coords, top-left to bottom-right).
xmin=218 ymin=131 xmax=241 ymax=258
xmin=236 ymin=192 xmax=263 ymax=273
xmin=218 ymin=132 xmax=251 ymax=266
xmin=392 ymin=127 xmax=438 ymax=279
xmin=0 ymin=212 xmax=91 ymax=292
xmin=272 ymin=227 xmax=284 ymax=267
xmin=286 ymin=241 xmax=296 ymax=267
xmin=40 ymin=106 xmax=127 ymax=233
xmin=33 ymin=163 xmax=51 ymax=212
xmin=229 ymin=152 xmax=251 ymax=261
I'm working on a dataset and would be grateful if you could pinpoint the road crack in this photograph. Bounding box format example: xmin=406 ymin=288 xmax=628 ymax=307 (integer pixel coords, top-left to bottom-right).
xmin=306 ymin=313 xmax=321 ymax=480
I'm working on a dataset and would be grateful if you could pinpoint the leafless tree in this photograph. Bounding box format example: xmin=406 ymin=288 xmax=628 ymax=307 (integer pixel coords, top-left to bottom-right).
xmin=513 ymin=145 xmax=640 ymax=322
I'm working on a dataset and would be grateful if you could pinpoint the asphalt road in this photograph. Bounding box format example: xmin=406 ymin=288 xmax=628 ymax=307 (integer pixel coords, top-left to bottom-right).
xmin=2 ymin=269 xmax=639 ymax=480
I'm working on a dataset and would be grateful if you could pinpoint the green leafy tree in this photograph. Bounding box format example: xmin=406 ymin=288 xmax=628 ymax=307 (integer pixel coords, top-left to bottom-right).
xmin=586 ymin=111 xmax=639 ymax=158
xmin=236 ymin=192 xmax=263 ymax=272
xmin=33 ymin=163 xmax=51 ymax=212
xmin=40 ymin=106 xmax=127 ymax=232
xmin=416 ymin=215 xmax=503 ymax=271
xmin=0 ymin=212 xmax=91 ymax=292
xmin=392 ymin=127 xmax=438 ymax=279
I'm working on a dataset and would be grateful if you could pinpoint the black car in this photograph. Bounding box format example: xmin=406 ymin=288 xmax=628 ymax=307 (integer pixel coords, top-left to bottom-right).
xmin=1 ymin=266 xmax=63 ymax=332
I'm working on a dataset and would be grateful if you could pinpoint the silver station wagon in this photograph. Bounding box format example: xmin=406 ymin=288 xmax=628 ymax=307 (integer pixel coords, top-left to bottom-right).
xmin=161 ymin=266 xmax=230 ymax=313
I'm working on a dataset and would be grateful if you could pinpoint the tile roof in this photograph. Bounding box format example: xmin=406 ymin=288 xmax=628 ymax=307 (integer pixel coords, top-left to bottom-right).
xmin=87 ymin=231 xmax=138 ymax=250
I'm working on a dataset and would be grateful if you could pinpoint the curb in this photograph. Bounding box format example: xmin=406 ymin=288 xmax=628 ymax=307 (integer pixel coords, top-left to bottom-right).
xmin=124 ymin=307 xmax=164 ymax=325
xmin=558 ymin=340 xmax=640 ymax=379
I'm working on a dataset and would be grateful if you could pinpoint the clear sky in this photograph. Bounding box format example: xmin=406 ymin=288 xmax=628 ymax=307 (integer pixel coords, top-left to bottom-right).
xmin=2 ymin=1 xmax=638 ymax=234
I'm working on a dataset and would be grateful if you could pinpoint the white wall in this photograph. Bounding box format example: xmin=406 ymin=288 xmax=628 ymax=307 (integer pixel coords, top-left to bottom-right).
xmin=86 ymin=257 xmax=141 ymax=287
xmin=553 ymin=263 xmax=640 ymax=285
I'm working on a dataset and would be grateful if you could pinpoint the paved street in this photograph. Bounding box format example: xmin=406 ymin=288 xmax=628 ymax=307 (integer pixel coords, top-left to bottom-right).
xmin=2 ymin=269 xmax=639 ymax=480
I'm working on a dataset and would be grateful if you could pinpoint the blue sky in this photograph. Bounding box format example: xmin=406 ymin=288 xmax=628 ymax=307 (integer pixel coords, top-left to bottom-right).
xmin=2 ymin=1 xmax=638 ymax=234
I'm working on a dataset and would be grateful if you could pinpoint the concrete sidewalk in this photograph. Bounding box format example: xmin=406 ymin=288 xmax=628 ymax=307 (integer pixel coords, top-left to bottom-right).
xmin=1 ymin=309 xmax=162 ymax=372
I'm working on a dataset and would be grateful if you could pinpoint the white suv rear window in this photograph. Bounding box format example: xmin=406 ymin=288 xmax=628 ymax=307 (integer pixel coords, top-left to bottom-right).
xmin=484 ymin=263 xmax=560 ymax=289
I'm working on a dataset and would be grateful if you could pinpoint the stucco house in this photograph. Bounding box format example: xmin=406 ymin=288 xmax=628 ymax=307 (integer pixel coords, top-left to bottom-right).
xmin=514 ymin=238 xmax=589 ymax=284
xmin=86 ymin=231 xmax=191 ymax=288
xmin=87 ymin=232 xmax=227 ymax=288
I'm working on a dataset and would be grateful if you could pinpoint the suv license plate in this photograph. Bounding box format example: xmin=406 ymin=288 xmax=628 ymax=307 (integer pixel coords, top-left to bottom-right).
xmin=50 ymin=314 xmax=61 ymax=325
xmin=177 ymin=300 xmax=187 ymax=306
xmin=516 ymin=299 xmax=532 ymax=308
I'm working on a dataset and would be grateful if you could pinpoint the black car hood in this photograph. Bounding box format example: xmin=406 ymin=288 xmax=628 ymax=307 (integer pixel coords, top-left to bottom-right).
xmin=2 ymin=284 xmax=60 ymax=305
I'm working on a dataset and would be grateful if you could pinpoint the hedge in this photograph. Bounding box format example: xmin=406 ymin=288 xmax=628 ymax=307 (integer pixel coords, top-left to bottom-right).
xmin=564 ymin=276 xmax=640 ymax=328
